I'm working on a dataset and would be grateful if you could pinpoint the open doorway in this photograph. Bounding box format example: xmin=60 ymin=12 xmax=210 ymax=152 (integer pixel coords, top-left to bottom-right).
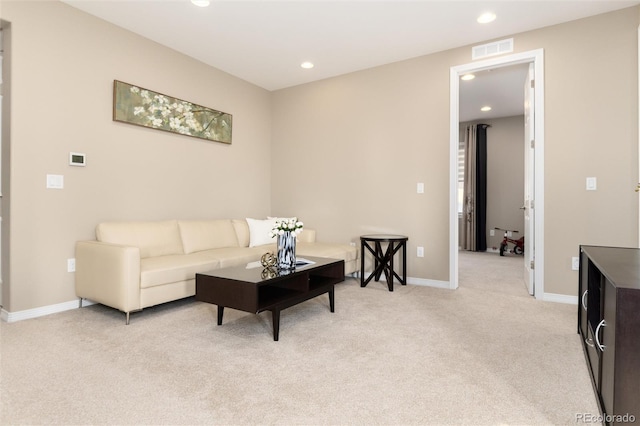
xmin=458 ymin=64 xmax=528 ymax=296
xmin=449 ymin=49 xmax=545 ymax=299
xmin=458 ymin=114 xmax=528 ymax=296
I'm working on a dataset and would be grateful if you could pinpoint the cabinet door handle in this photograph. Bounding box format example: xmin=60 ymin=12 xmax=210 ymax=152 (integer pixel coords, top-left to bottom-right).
xmin=581 ymin=290 xmax=588 ymax=310
xmin=595 ymin=319 xmax=607 ymax=351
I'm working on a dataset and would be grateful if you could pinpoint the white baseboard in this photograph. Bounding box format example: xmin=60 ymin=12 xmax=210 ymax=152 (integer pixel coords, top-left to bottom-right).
xmin=1 ymin=298 xmax=96 ymax=323
xmin=407 ymin=277 xmax=451 ymax=289
xmin=543 ymin=292 xmax=578 ymax=305
xmin=353 ymin=271 xmax=451 ymax=290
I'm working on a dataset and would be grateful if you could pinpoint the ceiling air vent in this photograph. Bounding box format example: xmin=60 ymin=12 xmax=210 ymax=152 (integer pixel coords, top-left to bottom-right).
xmin=472 ymin=38 xmax=514 ymax=60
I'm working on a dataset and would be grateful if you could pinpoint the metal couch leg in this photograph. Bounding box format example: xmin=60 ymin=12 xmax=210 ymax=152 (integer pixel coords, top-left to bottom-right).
xmin=126 ymin=312 xmax=130 ymax=325
xmin=79 ymin=297 xmax=83 ymax=308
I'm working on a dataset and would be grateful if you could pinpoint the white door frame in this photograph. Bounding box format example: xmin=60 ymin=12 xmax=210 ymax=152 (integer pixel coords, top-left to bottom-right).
xmin=449 ymin=49 xmax=545 ymax=299
xmin=523 ymin=62 xmax=535 ymax=295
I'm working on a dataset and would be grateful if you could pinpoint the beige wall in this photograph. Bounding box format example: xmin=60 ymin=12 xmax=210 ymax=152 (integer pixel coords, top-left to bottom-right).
xmin=460 ymin=116 xmax=525 ymax=250
xmin=272 ymin=54 xmax=454 ymax=281
xmin=485 ymin=116 xmax=526 ymax=250
xmin=2 ymin=1 xmax=273 ymax=312
xmin=272 ymin=7 xmax=639 ymax=295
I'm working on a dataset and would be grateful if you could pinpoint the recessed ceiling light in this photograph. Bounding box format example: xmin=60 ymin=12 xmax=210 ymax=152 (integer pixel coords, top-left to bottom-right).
xmin=481 ymin=106 xmax=492 ymax=112
xmin=191 ymin=0 xmax=210 ymax=7
xmin=301 ymin=62 xmax=314 ymax=69
xmin=461 ymin=74 xmax=475 ymax=81
xmin=477 ymin=12 xmax=496 ymax=24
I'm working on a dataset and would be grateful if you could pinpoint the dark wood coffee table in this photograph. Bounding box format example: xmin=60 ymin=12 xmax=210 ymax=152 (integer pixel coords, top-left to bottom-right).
xmin=195 ymin=256 xmax=344 ymax=341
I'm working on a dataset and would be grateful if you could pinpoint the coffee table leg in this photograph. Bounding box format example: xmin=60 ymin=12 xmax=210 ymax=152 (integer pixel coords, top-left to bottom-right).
xmin=329 ymin=287 xmax=335 ymax=312
xmin=217 ymin=306 xmax=224 ymax=325
xmin=272 ymin=309 xmax=280 ymax=341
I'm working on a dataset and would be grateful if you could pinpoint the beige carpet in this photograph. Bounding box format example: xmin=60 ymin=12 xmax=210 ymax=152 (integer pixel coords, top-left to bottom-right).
xmin=0 ymin=255 xmax=600 ymax=425
xmin=459 ymin=250 xmax=530 ymax=298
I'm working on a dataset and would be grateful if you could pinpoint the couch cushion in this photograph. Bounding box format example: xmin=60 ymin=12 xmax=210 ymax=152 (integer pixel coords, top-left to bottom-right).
xmin=140 ymin=253 xmax=220 ymax=288
xmin=178 ymin=219 xmax=239 ymax=254
xmin=232 ymin=219 xmax=250 ymax=247
xmin=246 ymin=218 xmax=277 ymax=247
xmin=296 ymin=242 xmax=359 ymax=263
xmin=297 ymin=229 xmax=316 ymax=243
xmin=96 ymin=220 xmax=184 ymax=259
xmin=203 ymin=246 xmax=274 ymax=268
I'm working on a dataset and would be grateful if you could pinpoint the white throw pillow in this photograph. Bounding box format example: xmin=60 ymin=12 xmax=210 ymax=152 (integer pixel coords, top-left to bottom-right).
xmin=246 ymin=218 xmax=278 ymax=247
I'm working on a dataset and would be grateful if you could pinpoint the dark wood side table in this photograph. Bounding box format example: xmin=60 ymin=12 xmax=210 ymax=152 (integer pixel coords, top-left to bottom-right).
xmin=360 ymin=234 xmax=408 ymax=291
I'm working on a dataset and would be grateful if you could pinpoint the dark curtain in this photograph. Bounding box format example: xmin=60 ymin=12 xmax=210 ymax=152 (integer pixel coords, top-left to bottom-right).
xmin=475 ymin=124 xmax=488 ymax=251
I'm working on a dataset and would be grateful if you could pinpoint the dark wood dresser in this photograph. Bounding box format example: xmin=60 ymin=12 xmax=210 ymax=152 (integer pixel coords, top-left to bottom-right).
xmin=578 ymin=246 xmax=640 ymax=425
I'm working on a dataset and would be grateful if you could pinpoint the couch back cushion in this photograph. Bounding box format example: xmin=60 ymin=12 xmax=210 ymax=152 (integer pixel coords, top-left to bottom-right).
xmin=178 ymin=219 xmax=239 ymax=254
xmin=232 ymin=219 xmax=250 ymax=247
xmin=96 ymin=220 xmax=184 ymax=258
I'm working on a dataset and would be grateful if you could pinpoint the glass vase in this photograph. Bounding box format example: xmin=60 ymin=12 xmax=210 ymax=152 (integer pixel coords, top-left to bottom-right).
xmin=277 ymin=231 xmax=296 ymax=270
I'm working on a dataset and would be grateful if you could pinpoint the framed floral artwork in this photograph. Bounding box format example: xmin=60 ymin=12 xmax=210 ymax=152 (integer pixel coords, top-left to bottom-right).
xmin=113 ymin=80 xmax=232 ymax=144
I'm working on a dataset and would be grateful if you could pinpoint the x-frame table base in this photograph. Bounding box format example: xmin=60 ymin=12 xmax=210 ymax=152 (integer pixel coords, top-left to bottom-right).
xmin=360 ymin=235 xmax=408 ymax=291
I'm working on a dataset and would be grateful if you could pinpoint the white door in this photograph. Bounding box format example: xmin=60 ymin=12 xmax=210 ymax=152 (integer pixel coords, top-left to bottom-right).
xmin=523 ymin=63 xmax=535 ymax=295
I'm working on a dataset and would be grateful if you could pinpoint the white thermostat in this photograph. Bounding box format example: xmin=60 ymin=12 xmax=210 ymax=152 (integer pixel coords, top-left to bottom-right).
xmin=69 ymin=152 xmax=86 ymax=167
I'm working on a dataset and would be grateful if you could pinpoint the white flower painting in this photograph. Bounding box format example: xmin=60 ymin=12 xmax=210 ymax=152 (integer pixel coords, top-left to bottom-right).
xmin=113 ymin=80 xmax=232 ymax=144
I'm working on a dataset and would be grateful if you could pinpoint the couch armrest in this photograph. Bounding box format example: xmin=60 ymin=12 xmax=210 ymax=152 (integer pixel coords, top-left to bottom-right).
xmin=298 ymin=229 xmax=316 ymax=243
xmin=75 ymin=240 xmax=141 ymax=313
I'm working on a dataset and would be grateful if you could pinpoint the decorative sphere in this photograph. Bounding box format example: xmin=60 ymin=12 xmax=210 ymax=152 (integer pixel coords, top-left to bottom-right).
xmin=261 ymin=267 xmax=277 ymax=279
xmin=261 ymin=252 xmax=277 ymax=267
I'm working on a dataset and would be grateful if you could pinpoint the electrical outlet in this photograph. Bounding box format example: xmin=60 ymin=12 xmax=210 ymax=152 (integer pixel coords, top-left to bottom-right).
xmin=67 ymin=258 xmax=76 ymax=272
xmin=417 ymin=246 xmax=424 ymax=257
xmin=571 ymin=257 xmax=579 ymax=271
xmin=489 ymin=229 xmax=495 ymax=237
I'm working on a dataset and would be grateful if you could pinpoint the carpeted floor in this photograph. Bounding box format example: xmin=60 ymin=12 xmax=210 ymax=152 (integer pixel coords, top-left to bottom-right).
xmin=459 ymin=249 xmax=529 ymax=297
xmin=0 ymin=252 xmax=600 ymax=425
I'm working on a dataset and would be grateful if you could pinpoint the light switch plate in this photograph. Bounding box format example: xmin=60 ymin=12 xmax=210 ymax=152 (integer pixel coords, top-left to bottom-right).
xmin=586 ymin=177 xmax=597 ymax=191
xmin=417 ymin=182 xmax=424 ymax=194
xmin=46 ymin=174 xmax=64 ymax=189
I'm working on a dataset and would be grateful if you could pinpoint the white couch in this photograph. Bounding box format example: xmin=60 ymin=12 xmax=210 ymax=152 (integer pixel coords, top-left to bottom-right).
xmin=75 ymin=219 xmax=359 ymax=323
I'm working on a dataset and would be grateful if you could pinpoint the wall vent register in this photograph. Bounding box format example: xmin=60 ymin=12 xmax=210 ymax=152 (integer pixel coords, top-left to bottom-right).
xmin=472 ymin=38 xmax=514 ymax=60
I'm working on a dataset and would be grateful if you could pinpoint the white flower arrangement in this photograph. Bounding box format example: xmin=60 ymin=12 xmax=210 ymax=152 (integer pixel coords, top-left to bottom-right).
xmin=269 ymin=217 xmax=304 ymax=238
